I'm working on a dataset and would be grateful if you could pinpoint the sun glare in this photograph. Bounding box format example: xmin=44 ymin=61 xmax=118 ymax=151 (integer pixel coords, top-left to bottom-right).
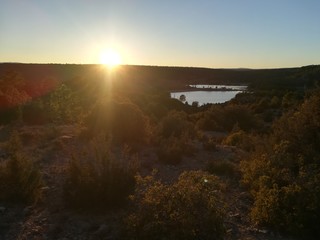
xmin=100 ymin=49 xmax=122 ymax=67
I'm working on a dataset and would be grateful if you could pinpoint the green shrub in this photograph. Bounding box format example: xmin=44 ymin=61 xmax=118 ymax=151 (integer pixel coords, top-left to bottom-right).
xmin=0 ymin=132 xmax=42 ymax=203
xmin=63 ymin=136 xmax=137 ymax=210
xmin=124 ymin=171 xmax=225 ymax=240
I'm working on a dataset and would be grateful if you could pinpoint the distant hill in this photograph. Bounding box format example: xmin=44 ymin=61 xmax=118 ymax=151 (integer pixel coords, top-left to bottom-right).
xmin=1 ymin=63 xmax=319 ymax=90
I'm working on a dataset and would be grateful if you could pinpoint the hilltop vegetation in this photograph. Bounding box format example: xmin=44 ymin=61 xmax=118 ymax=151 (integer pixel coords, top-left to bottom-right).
xmin=0 ymin=63 xmax=320 ymax=239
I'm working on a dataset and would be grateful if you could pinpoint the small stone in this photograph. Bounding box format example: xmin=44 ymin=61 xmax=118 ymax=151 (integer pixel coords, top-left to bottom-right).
xmin=229 ymin=213 xmax=240 ymax=218
xmin=94 ymin=224 xmax=110 ymax=237
xmin=60 ymin=135 xmax=72 ymax=139
xmin=41 ymin=186 xmax=50 ymax=191
xmin=247 ymin=227 xmax=257 ymax=233
xmin=258 ymin=229 xmax=268 ymax=234
xmin=0 ymin=207 xmax=6 ymax=213
xmin=23 ymin=206 xmax=33 ymax=215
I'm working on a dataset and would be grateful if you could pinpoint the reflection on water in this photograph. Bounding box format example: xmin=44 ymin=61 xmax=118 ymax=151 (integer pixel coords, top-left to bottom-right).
xmin=171 ymin=85 xmax=247 ymax=105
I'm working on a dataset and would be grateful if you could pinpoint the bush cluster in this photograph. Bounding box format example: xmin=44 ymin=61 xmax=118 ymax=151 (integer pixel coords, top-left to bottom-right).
xmin=63 ymin=137 xmax=137 ymax=210
xmin=0 ymin=71 xmax=84 ymax=125
xmin=223 ymin=130 xmax=255 ymax=152
xmin=124 ymin=170 xmax=225 ymax=240
xmin=157 ymin=110 xmax=195 ymax=138
xmin=155 ymin=111 xmax=196 ymax=165
xmin=84 ymin=99 xmax=150 ymax=145
xmin=196 ymin=104 xmax=257 ymax=132
xmin=241 ymin=91 xmax=320 ymax=237
xmin=156 ymin=135 xmax=195 ymax=165
xmin=0 ymin=132 xmax=42 ymax=203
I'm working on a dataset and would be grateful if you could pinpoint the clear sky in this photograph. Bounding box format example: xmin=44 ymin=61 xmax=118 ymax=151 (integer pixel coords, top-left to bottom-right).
xmin=1 ymin=0 xmax=320 ymax=68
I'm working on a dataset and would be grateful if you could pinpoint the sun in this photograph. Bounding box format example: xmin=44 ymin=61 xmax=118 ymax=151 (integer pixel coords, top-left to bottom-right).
xmin=100 ymin=49 xmax=122 ymax=67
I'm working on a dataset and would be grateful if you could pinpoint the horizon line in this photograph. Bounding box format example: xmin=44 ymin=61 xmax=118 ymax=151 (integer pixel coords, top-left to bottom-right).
xmin=1 ymin=61 xmax=319 ymax=71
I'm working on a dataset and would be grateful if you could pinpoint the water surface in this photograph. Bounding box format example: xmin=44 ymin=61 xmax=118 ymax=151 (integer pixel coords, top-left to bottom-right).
xmin=171 ymin=85 xmax=246 ymax=105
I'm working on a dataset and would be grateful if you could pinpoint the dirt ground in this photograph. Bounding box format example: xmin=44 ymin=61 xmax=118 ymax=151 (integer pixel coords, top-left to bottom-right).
xmin=0 ymin=125 xmax=295 ymax=240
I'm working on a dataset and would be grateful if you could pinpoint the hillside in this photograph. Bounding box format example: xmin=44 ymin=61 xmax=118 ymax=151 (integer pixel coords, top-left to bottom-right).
xmin=2 ymin=63 xmax=319 ymax=91
xmin=1 ymin=63 xmax=320 ymax=239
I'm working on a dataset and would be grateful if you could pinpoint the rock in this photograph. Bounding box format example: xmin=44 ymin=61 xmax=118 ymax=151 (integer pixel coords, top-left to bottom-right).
xmin=23 ymin=206 xmax=33 ymax=215
xmin=229 ymin=213 xmax=240 ymax=218
xmin=93 ymin=224 xmax=110 ymax=237
xmin=76 ymin=221 xmax=92 ymax=232
xmin=40 ymin=186 xmax=51 ymax=197
xmin=258 ymin=229 xmax=268 ymax=234
xmin=247 ymin=227 xmax=268 ymax=234
xmin=0 ymin=151 xmax=8 ymax=159
xmin=0 ymin=206 xmax=6 ymax=213
xmin=47 ymin=223 xmax=62 ymax=238
xmin=60 ymin=135 xmax=73 ymax=139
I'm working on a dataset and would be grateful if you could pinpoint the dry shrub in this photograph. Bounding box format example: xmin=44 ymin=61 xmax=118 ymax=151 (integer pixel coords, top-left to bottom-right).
xmin=124 ymin=170 xmax=225 ymax=240
xmin=84 ymin=99 xmax=150 ymax=145
xmin=154 ymin=110 xmax=196 ymax=165
xmin=158 ymin=110 xmax=195 ymax=138
xmin=241 ymin=151 xmax=320 ymax=237
xmin=223 ymin=130 xmax=255 ymax=152
xmin=196 ymin=104 xmax=257 ymax=132
xmin=157 ymin=134 xmax=195 ymax=165
xmin=240 ymin=91 xmax=320 ymax=237
xmin=63 ymin=136 xmax=138 ymax=210
xmin=206 ymin=159 xmax=236 ymax=177
xmin=0 ymin=131 xmax=42 ymax=203
xmin=202 ymin=137 xmax=217 ymax=151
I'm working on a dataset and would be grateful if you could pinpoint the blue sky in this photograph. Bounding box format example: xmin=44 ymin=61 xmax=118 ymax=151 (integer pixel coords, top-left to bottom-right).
xmin=1 ymin=0 xmax=320 ymax=68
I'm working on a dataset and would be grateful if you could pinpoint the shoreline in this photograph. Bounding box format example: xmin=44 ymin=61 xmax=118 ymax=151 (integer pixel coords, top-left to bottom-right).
xmin=170 ymin=86 xmax=247 ymax=92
